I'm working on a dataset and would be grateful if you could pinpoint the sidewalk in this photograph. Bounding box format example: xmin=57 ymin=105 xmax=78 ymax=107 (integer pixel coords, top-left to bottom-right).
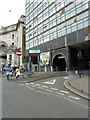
xmin=64 ymin=76 xmax=90 ymax=100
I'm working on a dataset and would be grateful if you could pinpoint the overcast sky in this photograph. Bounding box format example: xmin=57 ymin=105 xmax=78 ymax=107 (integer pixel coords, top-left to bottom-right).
xmin=0 ymin=0 xmax=25 ymax=27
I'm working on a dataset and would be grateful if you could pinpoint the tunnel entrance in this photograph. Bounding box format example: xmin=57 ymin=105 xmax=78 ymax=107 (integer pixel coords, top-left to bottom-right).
xmin=53 ymin=54 xmax=66 ymax=71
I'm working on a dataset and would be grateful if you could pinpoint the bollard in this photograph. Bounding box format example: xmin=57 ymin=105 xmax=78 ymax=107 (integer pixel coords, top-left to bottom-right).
xmin=81 ymin=73 xmax=83 ymax=92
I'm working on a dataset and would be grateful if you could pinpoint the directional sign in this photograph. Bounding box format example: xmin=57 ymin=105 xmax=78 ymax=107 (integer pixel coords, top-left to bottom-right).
xmin=16 ymin=50 xmax=22 ymax=56
xmin=43 ymin=79 xmax=56 ymax=85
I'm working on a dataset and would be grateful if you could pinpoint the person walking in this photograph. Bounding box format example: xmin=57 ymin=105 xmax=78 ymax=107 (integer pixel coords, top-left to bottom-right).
xmin=6 ymin=66 xmax=10 ymax=81
xmin=9 ymin=69 xmax=13 ymax=80
xmin=16 ymin=67 xmax=20 ymax=79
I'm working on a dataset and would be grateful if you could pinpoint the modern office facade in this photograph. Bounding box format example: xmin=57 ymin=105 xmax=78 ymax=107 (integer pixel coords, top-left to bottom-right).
xmin=0 ymin=15 xmax=26 ymax=68
xmin=25 ymin=0 xmax=90 ymax=72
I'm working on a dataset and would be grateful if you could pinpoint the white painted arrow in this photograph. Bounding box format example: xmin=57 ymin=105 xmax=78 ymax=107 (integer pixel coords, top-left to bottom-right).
xmin=43 ymin=79 xmax=56 ymax=85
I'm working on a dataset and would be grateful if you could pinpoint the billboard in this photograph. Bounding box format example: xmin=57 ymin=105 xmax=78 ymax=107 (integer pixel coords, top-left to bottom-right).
xmin=40 ymin=52 xmax=50 ymax=66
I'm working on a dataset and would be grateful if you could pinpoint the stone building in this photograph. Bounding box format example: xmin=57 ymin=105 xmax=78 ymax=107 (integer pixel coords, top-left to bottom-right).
xmin=0 ymin=15 xmax=26 ymax=68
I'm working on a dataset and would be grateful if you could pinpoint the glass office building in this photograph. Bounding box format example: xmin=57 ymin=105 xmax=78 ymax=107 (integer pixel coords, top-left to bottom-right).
xmin=25 ymin=0 xmax=90 ymax=72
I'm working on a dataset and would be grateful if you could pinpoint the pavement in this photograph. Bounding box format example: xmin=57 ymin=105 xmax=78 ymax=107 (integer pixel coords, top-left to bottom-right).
xmin=1 ymin=71 xmax=90 ymax=100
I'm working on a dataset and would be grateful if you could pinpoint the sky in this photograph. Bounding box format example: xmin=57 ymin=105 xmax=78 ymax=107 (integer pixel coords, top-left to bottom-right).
xmin=0 ymin=0 xmax=25 ymax=27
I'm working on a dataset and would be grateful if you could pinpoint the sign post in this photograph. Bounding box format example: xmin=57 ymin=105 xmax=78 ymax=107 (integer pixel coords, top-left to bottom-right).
xmin=16 ymin=50 xmax=22 ymax=66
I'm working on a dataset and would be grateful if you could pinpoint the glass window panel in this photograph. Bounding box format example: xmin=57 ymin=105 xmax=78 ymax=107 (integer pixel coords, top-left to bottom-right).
xmin=58 ymin=30 xmax=61 ymax=37
xmin=50 ymin=22 xmax=52 ymax=28
xmin=47 ymin=24 xmax=49 ymax=29
xmin=83 ymin=3 xmax=88 ymax=10
xmin=66 ymin=11 xmax=70 ymax=19
xmin=84 ymin=20 xmax=88 ymax=27
xmin=53 ymin=19 xmax=56 ymax=26
xmin=77 ymin=20 xmax=83 ymax=30
xmin=56 ymin=4 xmax=61 ymax=11
xmin=76 ymin=5 xmax=82 ymax=14
xmin=71 ymin=8 xmax=75 ymax=17
xmin=50 ymin=33 xmax=53 ymax=40
xmin=62 ymin=28 xmax=66 ymax=36
xmin=53 ymin=32 xmax=57 ymax=39
xmin=67 ymin=26 xmax=71 ymax=34
xmin=65 ymin=0 xmax=69 ymax=6
xmin=61 ymin=15 xmax=65 ymax=22
xmin=61 ymin=2 xmax=64 ymax=9
xmin=71 ymin=24 xmax=77 ymax=32
xmin=57 ymin=16 xmax=61 ymax=24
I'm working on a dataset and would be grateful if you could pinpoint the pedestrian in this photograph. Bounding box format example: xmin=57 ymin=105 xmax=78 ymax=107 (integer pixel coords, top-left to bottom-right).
xmin=6 ymin=66 xmax=10 ymax=81
xmin=16 ymin=67 xmax=20 ymax=79
xmin=9 ymin=69 xmax=13 ymax=80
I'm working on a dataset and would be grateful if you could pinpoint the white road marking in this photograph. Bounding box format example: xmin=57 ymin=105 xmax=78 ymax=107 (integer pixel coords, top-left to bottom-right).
xmin=68 ymin=96 xmax=80 ymax=100
xmin=35 ymin=84 xmax=40 ymax=86
xmin=35 ymin=90 xmax=42 ymax=93
xmin=64 ymin=77 xmax=68 ymax=79
xmin=64 ymin=97 xmax=88 ymax=109
xmin=30 ymin=82 xmax=34 ymax=85
xmin=35 ymin=90 xmax=51 ymax=95
xmin=37 ymin=87 xmax=44 ymax=89
xmin=50 ymin=88 xmax=58 ymax=91
xmin=42 ymin=85 xmax=48 ymax=88
xmin=30 ymin=85 xmax=36 ymax=87
xmin=25 ymin=85 xmax=35 ymax=90
xmin=43 ymin=79 xmax=56 ymax=85
xmin=25 ymin=83 xmax=30 ymax=85
xmin=45 ymin=89 xmax=53 ymax=92
xmin=59 ymin=90 xmax=69 ymax=94
xmin=56 ymin=92 xmax=64 ymax=96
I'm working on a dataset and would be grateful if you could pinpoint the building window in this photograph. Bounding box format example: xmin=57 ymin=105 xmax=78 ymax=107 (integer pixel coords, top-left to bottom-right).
xmin=67 ymin=25 xmax=71 ymax=34
xmin=76 ymin=4 xmax=82 ymax=14
xmin=57 ymin=16 xmax=61 ymax=24
xmin=71 ymin=8 xmax=75 ymax=17
xmin=77 ymin=20 xmax=83 ymax=30
xmin=83 ymin=17 xmax=88 ymax=27
xmin=82 ymin=2 xmax=88 ymax=11
xmin=71 ymin=23 xmax=77 ymax=32
xmin=61 ymin=14 xmax=65 ymax=22
xmin=61 ymin=28 xmax=66 ymax=36
xmin=58 ymin=30 xmax=61 ymax=37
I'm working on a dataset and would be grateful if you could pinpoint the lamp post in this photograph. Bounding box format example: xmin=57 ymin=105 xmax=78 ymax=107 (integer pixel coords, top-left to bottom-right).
xmin=77 ymin=50 xmax=83 ymax=92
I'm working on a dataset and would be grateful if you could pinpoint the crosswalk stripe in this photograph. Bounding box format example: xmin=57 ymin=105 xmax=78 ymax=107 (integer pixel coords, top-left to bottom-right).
xmin=68 ymin=96 xmax=80 ymax=100
xmin=56 ymin=92 xmax=64 ymax=96
xmin=59 ymin=90 xmax=69 ymax=94
xmin=50 ymin=88 xmax=58 ymax=91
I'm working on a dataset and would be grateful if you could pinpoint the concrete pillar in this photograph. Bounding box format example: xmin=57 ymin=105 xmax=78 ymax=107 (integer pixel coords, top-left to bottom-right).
xmin=51 ymin=66 xmax=53 ymax=72
xmin=7 ymin=54 xmax=9 ymax=64
xmin=12 ymin=53 xmax=14 ymax=64
xmin=66 ymin=46 xmax=71 ymax=72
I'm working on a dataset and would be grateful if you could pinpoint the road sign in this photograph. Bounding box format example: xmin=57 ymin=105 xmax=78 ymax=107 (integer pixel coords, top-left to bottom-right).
xmin=16 ymin=50 xmax=22 ymax=56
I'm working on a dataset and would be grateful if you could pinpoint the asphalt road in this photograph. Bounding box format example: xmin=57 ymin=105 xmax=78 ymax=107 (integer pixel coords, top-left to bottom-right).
xmin=2 ymin=76 xmax=89 ymax=118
